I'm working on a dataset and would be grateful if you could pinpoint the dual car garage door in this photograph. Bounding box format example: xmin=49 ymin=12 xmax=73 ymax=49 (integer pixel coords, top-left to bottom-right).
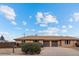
xmin=43 ymin=40 xmax=58 ymax=47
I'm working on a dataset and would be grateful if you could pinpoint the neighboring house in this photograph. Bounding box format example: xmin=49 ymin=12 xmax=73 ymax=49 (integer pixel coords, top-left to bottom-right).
xmin=15 ymin=36 xmax=79 ymax=48
xmin=0 ymin=35 xmax=16 ymax=48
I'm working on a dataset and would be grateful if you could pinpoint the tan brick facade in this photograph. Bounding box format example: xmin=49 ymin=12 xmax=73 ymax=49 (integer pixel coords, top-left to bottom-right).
xmin=16 ymin=40 xmax=78 ymax=48
xmin=15 ymin=36 xmax=79 ymax=48
xmin=25 ymin=40 xmax=33 ymax=43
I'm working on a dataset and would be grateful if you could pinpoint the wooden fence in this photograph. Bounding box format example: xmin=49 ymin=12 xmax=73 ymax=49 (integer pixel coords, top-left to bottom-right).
xmin=0 ymin=42 xmax=16 ymax=48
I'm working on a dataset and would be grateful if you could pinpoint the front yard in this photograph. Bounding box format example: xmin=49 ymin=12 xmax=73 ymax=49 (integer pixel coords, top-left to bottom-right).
xmin=0 ymin=47 xmax=79 ymax=56
xmin=0 ymin=48 xmax=23 ymax=55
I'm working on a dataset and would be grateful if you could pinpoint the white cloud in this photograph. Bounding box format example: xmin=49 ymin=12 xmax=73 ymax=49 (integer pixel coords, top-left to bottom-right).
xmin=62 ymin=25 xmax=72 ymax=31
xmin=47 ymin=27 xmax=59 ymax=33
xmin=31 ymin=29 xmax=36 ymax=32
xmin=25 ymin=29 xmax=36 ymax=32
xmin=44 ymin=14 xmax=58 ymax=23
xmin=61 ymin=25 xmax=72 ymax=33
xmin=72 ymin=12 xmax=79 ymax=22
xmin=0 ymin=32 xmax=15 ymax=41
xmin=36 ymin=12 xmax=43 ymax=19
xmin=29 ymin=16 xmax=32 ymax=19
xmin=0 ymin=32 xmax=10 ymax=40
xmin=0 ymin=32 xmax=9 ymax=35
xmin=61 ymin=29 xmax=68 ymax=33
xmin=11 ymin=21 xmax=16 ymax=25
xmin=0 ymin=5 xmax=16 ymax=25
xmin=36 ymin=12 xmax=44 ymax=23
xmin=38 ymin=27 xmax=59 ymax=35
xmin=39 ymin=23 xmax=48 ymax=27
xmin=68 ymin=25 xmax=73 ymax=29
xmin=25 ymin=29 xmax=29 ymax=31
xmin=62 ymin=25 xmax=67 ymax=28
xmin=37 ymin=26 xmax=70 ymax=36
xmin=69 ymin=18 xmax=73 ymax=22
xmin=0 ymin=5 xmax=16 ymax=21
xmin=36 ymin=12 xmax=58 ymax=25
xmin=37 ymin=24 xmax=72 ymax=36
xmin=22 ymin=21 xmax=27 ymax=26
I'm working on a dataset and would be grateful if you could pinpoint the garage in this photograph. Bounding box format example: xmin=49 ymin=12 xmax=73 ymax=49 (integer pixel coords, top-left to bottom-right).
xmin=43 ymin=40 xmax=50 ymax=47
xmin=52 ymin=41 xmax=58 ymax=47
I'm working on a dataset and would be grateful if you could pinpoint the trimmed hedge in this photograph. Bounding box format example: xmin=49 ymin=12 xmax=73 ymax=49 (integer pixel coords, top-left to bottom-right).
xmin=21 ymin=43 xmax=41 ymax=55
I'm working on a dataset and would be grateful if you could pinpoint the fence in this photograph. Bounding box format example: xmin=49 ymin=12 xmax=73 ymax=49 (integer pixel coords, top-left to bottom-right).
xmin=0 ymin=42 xmax=16 ymax=48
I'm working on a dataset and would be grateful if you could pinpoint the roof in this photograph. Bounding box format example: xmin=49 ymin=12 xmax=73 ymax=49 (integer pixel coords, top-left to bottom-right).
xmin=15 ymin=36 xmax=79 ymax=41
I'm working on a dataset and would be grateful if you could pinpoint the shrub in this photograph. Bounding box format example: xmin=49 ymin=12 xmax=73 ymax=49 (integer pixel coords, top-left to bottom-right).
xmin=21 ymin=43 xmax=41 ymax=55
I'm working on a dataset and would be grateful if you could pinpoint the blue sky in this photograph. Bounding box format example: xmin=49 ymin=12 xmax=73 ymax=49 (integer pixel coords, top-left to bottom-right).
xmin=0 ymin=3 xmax=79 ymax=41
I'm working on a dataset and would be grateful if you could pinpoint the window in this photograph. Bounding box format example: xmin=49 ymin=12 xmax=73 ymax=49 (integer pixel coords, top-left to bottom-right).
xmin=33 ymin=40 xmax=38 ymax=42
xmin=22 ymin=40 xmax=25 ymax=43
xmin=65 ymin=40 xmax=70 ymax=45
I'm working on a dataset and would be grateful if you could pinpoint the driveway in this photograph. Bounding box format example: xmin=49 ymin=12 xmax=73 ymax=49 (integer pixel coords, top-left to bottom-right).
xmin=39 ymin=47 xmax=79 ymax=56
xmin=0 ymin=47 xmax=79 ymax=56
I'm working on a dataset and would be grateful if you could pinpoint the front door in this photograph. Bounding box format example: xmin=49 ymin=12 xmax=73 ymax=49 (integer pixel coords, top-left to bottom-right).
xmin=52 ymin=41 xmax=58 ymax=47
xmin=43 ymin=41 xmax=50 ymax=47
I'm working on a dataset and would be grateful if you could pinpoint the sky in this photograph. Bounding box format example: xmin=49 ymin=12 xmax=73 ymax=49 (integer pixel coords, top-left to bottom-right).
xmin=0 ymin=3 xmax=79 ymax=41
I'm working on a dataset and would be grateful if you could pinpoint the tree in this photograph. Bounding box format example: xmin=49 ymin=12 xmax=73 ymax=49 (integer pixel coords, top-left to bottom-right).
xmin=0 ymin=35 xmax=5 ymax=40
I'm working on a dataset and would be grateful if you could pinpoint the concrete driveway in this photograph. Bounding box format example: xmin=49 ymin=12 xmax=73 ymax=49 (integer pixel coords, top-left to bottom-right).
xmin=39 ymin=47 xmax=79 ymax=56
xmin=0 ymin=47 xmax=79 ymax=56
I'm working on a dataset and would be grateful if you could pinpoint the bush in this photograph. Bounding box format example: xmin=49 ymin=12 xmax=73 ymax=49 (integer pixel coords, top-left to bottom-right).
xmin=21 ymin=43 xmax=41 ymax=55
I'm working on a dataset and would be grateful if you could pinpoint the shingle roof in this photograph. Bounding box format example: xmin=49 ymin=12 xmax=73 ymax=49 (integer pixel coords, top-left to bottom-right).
xmin=15 ymin=36 xmax=79 ymax=41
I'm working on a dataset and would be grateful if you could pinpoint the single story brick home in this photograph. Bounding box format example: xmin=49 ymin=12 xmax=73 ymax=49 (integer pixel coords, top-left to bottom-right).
xmin=15 ymin=36 xmax=79 ymax=48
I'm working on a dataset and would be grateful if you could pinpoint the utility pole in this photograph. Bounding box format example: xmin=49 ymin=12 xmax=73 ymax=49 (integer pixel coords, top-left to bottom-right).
xmin=13 ymin=45 xmax=14 ymax=53
xmin=23 ymin=33 xmax=25 ymax=38
xmin=12 ymin=43 xmax=15 ymax=54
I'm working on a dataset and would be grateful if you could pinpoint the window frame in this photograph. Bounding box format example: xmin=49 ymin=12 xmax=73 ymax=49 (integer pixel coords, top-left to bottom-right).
xmin=65 ymin=40 xmax=70 ymax=45
xmin=33 ymin=40 xmax=39 ymax=42
xmin=22 ymin=40 xmax=25 ymax=43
